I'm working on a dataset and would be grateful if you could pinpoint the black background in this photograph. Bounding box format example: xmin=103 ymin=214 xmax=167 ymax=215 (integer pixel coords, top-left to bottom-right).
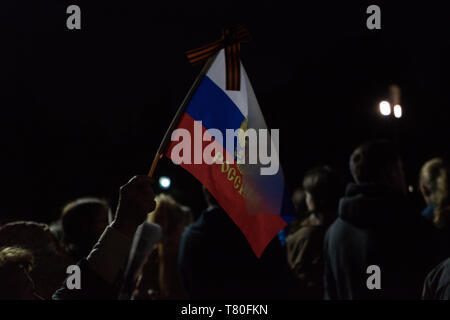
xmin=1 ymin=1 xmax=450 ymax=223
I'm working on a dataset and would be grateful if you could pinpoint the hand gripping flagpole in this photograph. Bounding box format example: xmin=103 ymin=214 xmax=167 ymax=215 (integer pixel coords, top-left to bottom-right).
xmin=148 ymin=25 xmax=250 ymax=178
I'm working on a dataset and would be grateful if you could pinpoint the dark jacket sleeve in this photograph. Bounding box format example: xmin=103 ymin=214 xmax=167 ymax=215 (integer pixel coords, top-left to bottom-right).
xmin=422 ymin=258 xmax=450 ymax=300
xmin=52 ymin=259 xmax=119 ymax=300
xmin=52 ymin=226 xmax=133 ymax=300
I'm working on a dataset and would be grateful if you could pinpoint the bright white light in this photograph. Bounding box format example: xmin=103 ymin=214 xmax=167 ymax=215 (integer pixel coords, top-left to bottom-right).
xmin=393 ymin=104 xmax=402 ymax=118
xmin=158 ymin=176 xmax=171 ymax=189
xmin=379 ymin=101 xmax=391 ymax=116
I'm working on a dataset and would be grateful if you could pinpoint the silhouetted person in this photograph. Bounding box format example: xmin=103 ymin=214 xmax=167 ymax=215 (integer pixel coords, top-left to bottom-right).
xmin=418 ymin=157 xmax=450 ymax=256
xmin=0 ymin=221 xmax=72 ymax=299
xmin=422 ymin=161 xmax=450 ymax=232
xmin=419 ymin=158 xmax=447 ymax=222
xmin=286 ymin=166 xmax=344 ymax=298
xmin=0 ymin=246 xmax=43 ymax=300
xmin=53 ymin=175 xmax=157 ymax=299
xmin=278 ymin=187 xmax=309 ymax=247
xmin=134 ymin=194 xmax=192 ymax=299
xmin=60 ymin=198 xmax=112 ymax=261
xmin=421 ymin=160 xmax=450 ymax=300
xmin=324 ymin=140 xmax=439 ymax=299
xmin=178 ymin=187 xmax=291 ymax=299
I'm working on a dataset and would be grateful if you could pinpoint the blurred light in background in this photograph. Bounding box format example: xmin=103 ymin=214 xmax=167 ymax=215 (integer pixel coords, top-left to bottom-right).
xmin=379 ymin=101 xmax=391 ymax=116
xmin=393 ymin=104 xmax=402 ymax=118
xmin=159 ymin=176 xmax=171 ymax=189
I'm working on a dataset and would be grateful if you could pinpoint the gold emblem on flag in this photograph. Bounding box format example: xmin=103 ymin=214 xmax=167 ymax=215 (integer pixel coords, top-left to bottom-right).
xmin=236 ymin=118 xmax=248 ymax=174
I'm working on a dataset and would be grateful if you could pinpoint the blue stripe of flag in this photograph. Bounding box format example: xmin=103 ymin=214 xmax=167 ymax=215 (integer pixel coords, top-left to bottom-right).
xmin=185 ymin=76 xmax=245 ymax=155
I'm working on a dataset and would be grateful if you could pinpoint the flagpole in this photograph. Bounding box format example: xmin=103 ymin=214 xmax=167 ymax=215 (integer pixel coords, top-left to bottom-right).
xmin=119 ymin=54 xmax=218 ymax=299
xmin=148 ymin=52 xmax=218 ymax=177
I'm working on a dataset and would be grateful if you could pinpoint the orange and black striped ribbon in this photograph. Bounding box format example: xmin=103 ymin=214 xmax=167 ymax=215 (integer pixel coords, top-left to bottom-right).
xmin=186 ymin=25 xmax=250 ymax=91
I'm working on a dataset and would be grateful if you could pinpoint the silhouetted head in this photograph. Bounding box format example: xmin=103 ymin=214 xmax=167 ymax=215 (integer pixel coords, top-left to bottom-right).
xmin=148 ymin=194 xmax=192 ymax=239
xmin=419 ymin=158 xmax=446 ymax=206
xmin=0 ymin=246 xmax=40 ymax=300
xmin=291 ymin=187 xmax=308 ymax=220
xmin=61 ymin=197 xmax=111 ymax=260
xmin=0 ymin=221 xmax=73 ymax=299
xmin=303 ymin=166 xmax=344 ymax=215
xmin=350 ymin=140 xmax=406 ymax=195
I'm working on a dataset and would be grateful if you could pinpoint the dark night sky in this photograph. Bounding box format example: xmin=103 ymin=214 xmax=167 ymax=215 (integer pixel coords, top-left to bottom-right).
xmin=1 ymin=1 xmax=450 ymax=222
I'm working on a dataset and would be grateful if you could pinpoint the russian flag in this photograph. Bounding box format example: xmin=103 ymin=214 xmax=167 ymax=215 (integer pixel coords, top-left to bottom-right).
xmin=165 ymin=49 xmax=294 ymax=257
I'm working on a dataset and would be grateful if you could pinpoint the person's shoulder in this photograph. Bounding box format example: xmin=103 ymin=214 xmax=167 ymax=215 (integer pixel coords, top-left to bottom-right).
xmin=287 ymin=221 xmax=319 ymax=241
xmin=326 ymin=217 xmax=346 ymax=233
xmin=180 ymin=214 xmax=205 ymax=242
xmin=323 ymin=218 xmax=339 ymax=244
xmin=423 ymin=258 xmax=450 ymax=299
xmin=441 ymin=258 xmax=450 ymax=268
xmin=432 ymin=258 xmax=450 ymax=276
xmin=324 ymin=217 xmax=359 ymax=245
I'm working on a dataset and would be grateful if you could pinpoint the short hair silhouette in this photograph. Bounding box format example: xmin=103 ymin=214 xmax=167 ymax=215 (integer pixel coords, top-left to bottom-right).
xmin=350 ymin=140 xmax=401 ymax=184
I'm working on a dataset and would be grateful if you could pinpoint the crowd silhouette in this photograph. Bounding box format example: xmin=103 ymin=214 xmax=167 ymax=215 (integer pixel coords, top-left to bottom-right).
xmin=1 ymin=140 xmax=450 ymax=300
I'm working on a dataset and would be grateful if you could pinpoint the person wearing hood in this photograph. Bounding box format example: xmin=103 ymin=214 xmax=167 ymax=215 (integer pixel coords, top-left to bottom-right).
xmin=323 ymin=140 xmax=439 ymax=299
